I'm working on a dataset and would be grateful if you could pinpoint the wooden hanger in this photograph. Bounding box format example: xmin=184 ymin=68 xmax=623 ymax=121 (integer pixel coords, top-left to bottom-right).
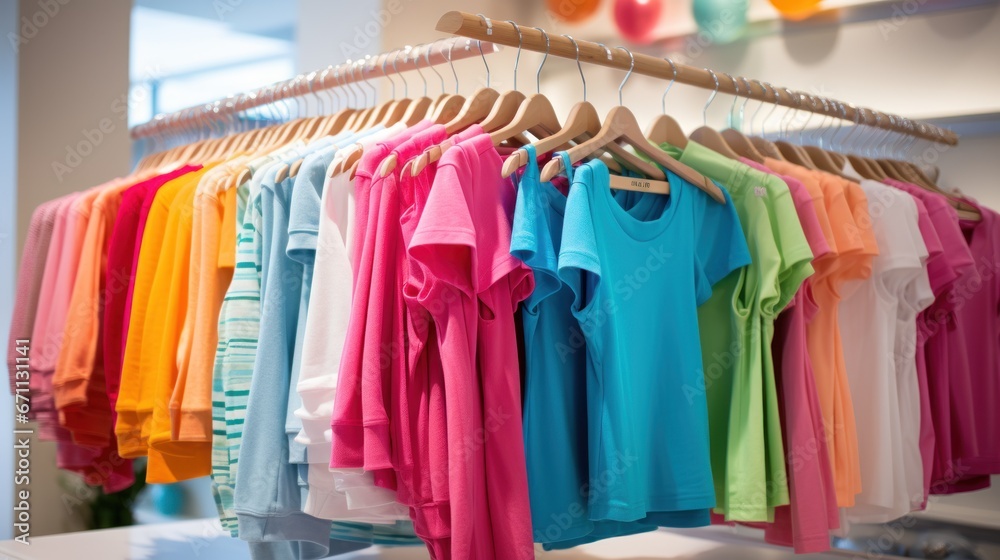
xmin=425 ymin=39 xmax=467 ymax=123
xmin=397 ymin=44 xmax=437 ymax=126
xmin=646 ymin=57 xmax=689 ymax=149
xmin=540 ymin=105 xmax=724 ymax=202
xmin=501 ymin=35 xmax=635 ymax=178
xmin=718 ymin=75 xmax=765 ymax=163
xmin=309 ymin=65 xmax=351 ymax=137
xmin=797 ymin=96 xmax=855 ymax=175
xmin=540 ymin=47 xmax=723 ymax=201
xmin=689 ymin=70 xmax=742 ymax=161
xmin=486 ymin=26 xmax=564 ymax=147
xmin=502 ymin=101 xmax=642 ymax=178
xmin=442 ymin=31 xmax=501 ymax=134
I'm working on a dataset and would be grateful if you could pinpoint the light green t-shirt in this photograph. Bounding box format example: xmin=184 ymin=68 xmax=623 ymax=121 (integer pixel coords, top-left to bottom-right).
xmin=656 ymin=141 xmax=813 ymax=521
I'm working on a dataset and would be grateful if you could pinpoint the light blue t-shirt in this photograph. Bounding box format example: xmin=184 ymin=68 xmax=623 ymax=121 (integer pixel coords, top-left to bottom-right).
xmin=236 ymin=144 xmax=385 ymax=560
xmin=557 ymin=157 xmax=750 ymax=527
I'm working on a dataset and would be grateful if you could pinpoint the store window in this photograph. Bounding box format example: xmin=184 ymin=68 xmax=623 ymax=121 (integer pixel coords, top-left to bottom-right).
xmin=129 ymin=0 xmax=298 ymax=127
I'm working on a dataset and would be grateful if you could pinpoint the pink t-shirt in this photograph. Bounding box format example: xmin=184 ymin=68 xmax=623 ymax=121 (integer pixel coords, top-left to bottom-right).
xmin=906 ymin=196 xmax=942 ymax=509
xmin=740 ymin=159 xmax=838 ymax=552
xmin=30 ymin=189 xmax=133 ymax=493
xmin=399 ymin=123 xmax=484 ymax=503
xmin=955 ymin=200 xmax=1000 ymax=476
xmin=410 ymin=133 xmax=535 ymax=560
xmin=370 ymin=124 xmax=452 ymax=493
xmin=886 ymin=180 xmax=990 ymax=494
xmin=331 ymin=122 xmax=434 ymax=470
xmin=8 ymin=199 xmax=59 ymax=395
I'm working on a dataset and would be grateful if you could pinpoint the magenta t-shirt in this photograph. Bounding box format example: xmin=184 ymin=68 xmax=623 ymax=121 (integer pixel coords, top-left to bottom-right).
xmin=410 ymin=134 xmax=535 ymax=560
xmin=104 ymin=166 xmax=199 ymax=415
xmin=741 ymin=159 xmax=838 ymax=552
xmin=955 ymin=200 xmax=1000 ymax=476
xmin=886 ymin=180 xmax=990 ymax=494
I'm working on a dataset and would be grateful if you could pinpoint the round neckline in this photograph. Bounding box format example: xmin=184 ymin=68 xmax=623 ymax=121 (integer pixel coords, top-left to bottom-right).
xmin=588 ymin=161 xmax=679 ymax=242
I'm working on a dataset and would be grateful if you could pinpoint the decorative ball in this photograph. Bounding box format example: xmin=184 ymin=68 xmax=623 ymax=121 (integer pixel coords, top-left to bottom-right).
xmin=693 ymin=0 xmax=749 ymax=44
xmin=546 ymin=0 xmax=602 ymax=23
xmin=613 ymin=0 xmax=663 ymax=44
xmin=769 ymin=0 xmax=822 ymax=20
xmin=150 ymin=484 xmax=184 ymax=516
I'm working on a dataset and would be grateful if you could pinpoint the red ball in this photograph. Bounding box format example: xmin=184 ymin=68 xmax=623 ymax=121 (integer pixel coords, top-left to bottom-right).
xmin=614 ymin=0 xmax=662 ymax=44
xmin=547 ymin=0 xmax=602 ymax=23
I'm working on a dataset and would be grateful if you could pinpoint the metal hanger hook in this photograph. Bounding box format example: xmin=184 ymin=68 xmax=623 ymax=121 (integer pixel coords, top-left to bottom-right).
xmin=747 ymin=80 xmax=774 ymax=136
xmin=474 ymin=14 xmax=492 ymax=88
xmin=446 ymin=39 xmax=460 ymax=94
xmin=725 ymin=73 xmax=740 ymax=129
xmin=506 ymin=20 xmax=522 ymax=90
xmin=391 ymin=48 xmax=407 ymax=99
xmin=563 ymin=35 xmax=586 ymax=101
xmin=616 ymin=46 xmax=634 ymax=106
xmin=380 ymin=54 xmax=395 ymax=100
xmin=703 ymin=69 xmax=720 ymax=126
xmin=425 ymin=41 xmax=446 ymax=95
xmin=780 ymin=86 xmax=799 ymax=138
xmin=411 ymin=45 xmax=428 ymax=97
xmin=473 ymin=38 xmax=490 ymax=89
xmin=662 ymin=57 xmax=678 ymax=114
xmin=533 ymin=27 xmax=549 ymax=94
xmin=362 ymin=56 xmax=377 ymax=107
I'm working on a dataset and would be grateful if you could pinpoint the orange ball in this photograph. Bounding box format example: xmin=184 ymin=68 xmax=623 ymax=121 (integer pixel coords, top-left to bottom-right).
xmin=547 ymin=0 xmax=602 ymax=23
xmin=769 ymin=0 xmax=822 ymax=20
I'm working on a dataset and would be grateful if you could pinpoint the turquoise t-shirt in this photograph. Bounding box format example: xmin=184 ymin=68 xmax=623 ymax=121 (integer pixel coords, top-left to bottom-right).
xmin=557 ymin=157 xmax=750 ymax=525
xmin=512 ymin=147 xmax=659 ymax=547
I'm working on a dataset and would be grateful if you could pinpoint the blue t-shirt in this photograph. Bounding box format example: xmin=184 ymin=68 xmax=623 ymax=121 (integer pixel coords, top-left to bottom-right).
xmin=557 ymin=157 xmax=750 ymax=526
xmin=512 ymin=147 xmax=662 ymax=547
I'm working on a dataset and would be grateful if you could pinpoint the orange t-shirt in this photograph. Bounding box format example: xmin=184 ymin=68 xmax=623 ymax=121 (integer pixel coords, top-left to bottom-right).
xmin=171 ymin=158 xmax=245 ymax=443
xmin=762 ymin=158 xmax=875 ymax=506
xmin=144 ymin=163 xmax=234 ymax=483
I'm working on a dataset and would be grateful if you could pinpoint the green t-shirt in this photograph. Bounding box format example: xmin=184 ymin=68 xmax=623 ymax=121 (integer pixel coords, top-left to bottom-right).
xmin=656 ymin=141 xmax=814 ymax=521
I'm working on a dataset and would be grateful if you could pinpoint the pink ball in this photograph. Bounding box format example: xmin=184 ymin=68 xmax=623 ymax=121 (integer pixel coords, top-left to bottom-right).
xmin=614 ymin=0 xmax=663 ymax=44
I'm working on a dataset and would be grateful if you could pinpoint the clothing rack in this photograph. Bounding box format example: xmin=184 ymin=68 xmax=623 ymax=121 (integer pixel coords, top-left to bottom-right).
xmin=129 ymin=37 xmax=501 ymax=140
xmin=436 ymin=11 xmax=958 ymax=146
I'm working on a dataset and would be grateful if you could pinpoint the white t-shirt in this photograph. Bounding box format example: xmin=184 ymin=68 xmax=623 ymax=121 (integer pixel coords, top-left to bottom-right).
xmin=839 ymin=180 xmax=926 ymax=523
xmin=893 ymin=195 xmax=934 ymax=510
xmin=294 ymin=123 xmax=409 ymax=522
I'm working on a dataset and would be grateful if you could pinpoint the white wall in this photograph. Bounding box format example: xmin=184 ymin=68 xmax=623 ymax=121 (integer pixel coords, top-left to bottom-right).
xmin=13 ymin=0 xmax=132 ymax=537
xmin=296 ymin=0 xmax=383 ymax=74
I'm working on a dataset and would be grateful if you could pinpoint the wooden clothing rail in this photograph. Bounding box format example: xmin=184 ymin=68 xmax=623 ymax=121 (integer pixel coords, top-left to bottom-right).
xmin=130 ymin=37 xmax=502 ymax=139
xmin=435 ymin=11 xmax=958 ymax=146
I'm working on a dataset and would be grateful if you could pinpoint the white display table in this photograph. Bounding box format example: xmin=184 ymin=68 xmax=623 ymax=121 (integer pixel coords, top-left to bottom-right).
xmin=0 ymin=520 xmax=847 ymax=560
